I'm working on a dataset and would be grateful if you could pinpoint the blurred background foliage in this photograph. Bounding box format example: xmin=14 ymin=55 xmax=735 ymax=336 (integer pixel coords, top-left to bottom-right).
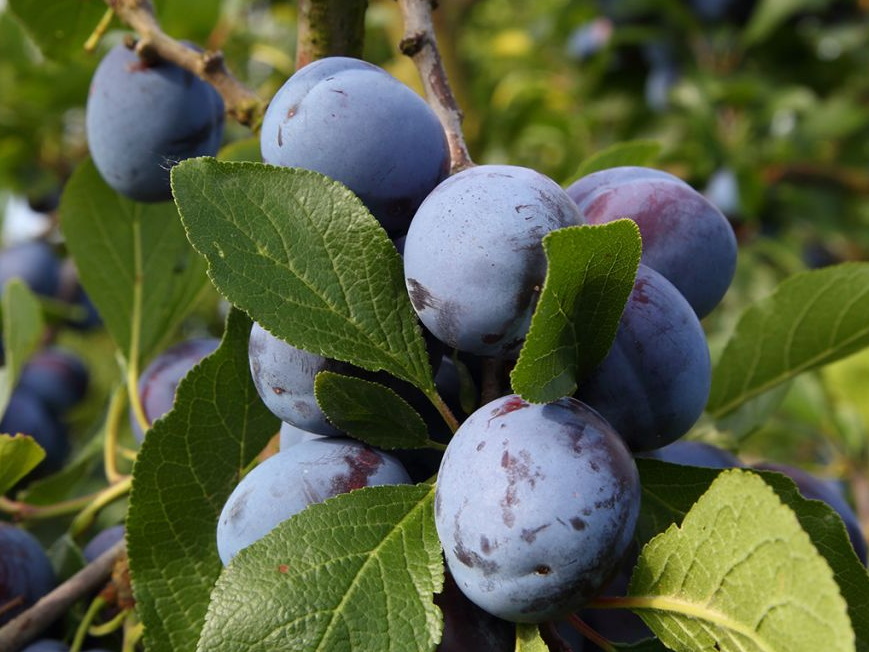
xmin=0 ymin=0 xmax=867 ymax=479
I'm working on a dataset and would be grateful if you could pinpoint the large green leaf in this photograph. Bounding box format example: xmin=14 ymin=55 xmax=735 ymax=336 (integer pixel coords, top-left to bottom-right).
xmin=634 ymin=460 xmax=868 ymax=651
xmin=314 ymin=371 xmax=429 ymax=449
xmin=171 ymin=158 xmax=434 ymax=392
xmin=59 ymin=158 xmax=210 ymax=368
xmin=630 ymin=469 xmax=854 ymax=652
xmin=126 ymin=309 xmax=279 ymax=652
xmin=0 ymin=279 xmax=44 ymax=416
xmin=511 ymin=221 xmax=641 ymax=403
xmin=197 ymin=484 xmax=443 ymax=652
xmin=708 ymin=262 xmax=869 ymax=418
xmin=7 ymin=0 xmax=107 ymax=60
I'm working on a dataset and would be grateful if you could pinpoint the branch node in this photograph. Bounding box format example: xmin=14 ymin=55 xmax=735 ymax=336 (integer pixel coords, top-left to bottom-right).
xmin=399 ymin=32 xmax=426 ymax=57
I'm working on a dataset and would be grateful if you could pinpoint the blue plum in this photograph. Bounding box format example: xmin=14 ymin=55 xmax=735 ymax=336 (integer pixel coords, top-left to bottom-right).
xmin=435 ymin=394 xmax=640 ymax=623
xmin=277 ymin=421 xmax=324 ymax=450
xmin=567 ymin=166 xmax=737 ymax=317
xmin=21 ymin=641 xmax=70 ymax=652
xmin=0 ymin=522 xmax=56 ymax=626
xmin=86 ymin=42 xmax=224 ymax=203
xmin=18 ymin=348 xmax=89 ymax=416
xmin=82 ymin=524 xmax=125 ymax=563
xmin=575 ymin=264 xmax=711 ymax=452
xmin=260 ymin=56 xmax=450 ymax=234
xmin=0 ymin=240 xmax=61 ymax=298
xmin=403 ymin=165 xmax=583 ymax=359
xmin=131 ymin=337 xmax=220 ymax=442
xmin=248 ymin=322 xmax=352 ymax=436
xmin=754 ymin=462 xmax=868 ymax=565
xmin=643 ymin=440 xmax=742 ymax=468
xmin=1 ymin=389 xmax=69 ymax=482
xmin=216 ymin=438 xmax=411 ymax=564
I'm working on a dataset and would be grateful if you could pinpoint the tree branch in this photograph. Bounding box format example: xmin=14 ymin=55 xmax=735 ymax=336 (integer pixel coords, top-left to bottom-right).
xmin=0 ymin=540 xmax=126 ymax=651
xmin=397 ymin=0 xmax=474 ymax=173
xmin=295 ymin=0 xmax=368 ymax=69
xmin=104 ymin=0 xmax=265 ymax=132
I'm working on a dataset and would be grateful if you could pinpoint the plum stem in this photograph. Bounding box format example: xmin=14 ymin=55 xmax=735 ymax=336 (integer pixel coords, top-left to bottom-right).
xmin=567 ymin=613 xmax=617 ymax=652
xmin=104 ymin=384 xmax=132 ymax=484
xmin=397 ymin=0 xmax=474 ymax=174
xmin=101 ymin=0 xmax=265 ymax=131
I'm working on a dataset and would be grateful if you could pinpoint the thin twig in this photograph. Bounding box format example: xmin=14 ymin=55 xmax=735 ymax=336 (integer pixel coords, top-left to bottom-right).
xmin=397 ymin=0 xmax=474 ymax=173
xmin=103 ymin=0 xmax=265 ymax=131
xmin=0 ymin=539 xmax=126 ymax=651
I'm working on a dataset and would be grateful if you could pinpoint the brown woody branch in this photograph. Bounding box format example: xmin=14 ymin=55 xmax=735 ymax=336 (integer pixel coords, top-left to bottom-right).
xmin=0 ymin=540 xmax=127 ymax=650
xmin=397 ymin=0 xmax=474 ymax=173
xmin=104 ymin=0 xmax=265 ymax=132
xmin=295 ymin=0 xmax=368 ymax=69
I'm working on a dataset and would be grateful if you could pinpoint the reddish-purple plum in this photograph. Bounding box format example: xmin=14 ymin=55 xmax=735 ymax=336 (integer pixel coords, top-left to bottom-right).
xmin=575 ymin=265 xmax=711 ymax=452
xmin=435 ymin=394 xmax=640 ymax=623
xmin=216 ymin=438 xmax=411 ymax=564
xmin=403 ymin=165 xmax=583 ymax=358
xmin=567 ymin=166 xmax=737 ymax=317
xmin=131 ymin=337 xmax=220 ymax=442
xmin=0 ymin=522 xmax=56 ymax=626
xmin=86 ymin=42 xmax=224 ymax=202
xmin=260 ymin=56 xmax=449 ymax=234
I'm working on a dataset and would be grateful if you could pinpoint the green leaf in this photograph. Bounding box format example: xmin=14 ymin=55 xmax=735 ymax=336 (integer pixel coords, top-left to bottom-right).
xmin=516 ymin=624 xmax=549 ymax=651
xmin=743 ymin=0 xmax=831 ymax=46
xmin=7 ymin=0 xmax=108 ymax=60
xmin=707 ymin=262 xmax=869 ymax=418
xmin=629 ymin=469 xmax=854 ymax=652
xmin=171 ymin=158 xmax=434 ymax=392
xmin=0 ymin=434 xmax=45 ymax=495
xmin=127 ymin=308 xmax=280 ymax=652
xmin=59 ymin=158 xmax=210 ymax=367
xmin=0 ymin=279 xmax=44 ymax=415
xmin=635 ymin=459 xmax=869 ymax=651
xmin=511 ymin=222 xmax=641 ymax=403
xmin=197 ymin=484 xmax=443 ymax=652
xmin=314 ymin=371 xmax=429 ymax=449
xmin=567 ymin=140 xmax=663 ymax=184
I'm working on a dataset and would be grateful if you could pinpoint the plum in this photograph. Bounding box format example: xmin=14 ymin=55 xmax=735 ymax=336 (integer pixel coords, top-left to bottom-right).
xmin=248 ymin=322 xmax=352 ymax=436
xmin=643 ymin=440 xmax=742 ymax=468
xmin=404 ymin=164 xmax=583 ymax=359
xmin=260 ymin=56 xmax=449 ymax=234
xmin=131 ymin=337 xmax=220 ymax=442
xmin=0 ymin=240 xmax=61 ymax=298
xmin=1 ymin=389 xmax=69 ymax=482
xmin=216 ymin=438 xmax=412 ymax=564
xmin=86 ymin=42 xmax=224 ymax=202
xmin=435 ymin=394 xmax=640 ymax=623
xmin=18 ymin=348 xmax=89 ymax=416
xmin=0 ymin=522 xmax=56 ymax=626
xmin=567 ymin=166 xmax=737 ymax=317
xmin=575 ymin=265 xmax=711 ymax=452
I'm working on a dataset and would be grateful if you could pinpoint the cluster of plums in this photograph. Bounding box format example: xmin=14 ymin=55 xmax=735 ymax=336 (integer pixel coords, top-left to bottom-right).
xmin=8 ymin=44 xmax=853 ymax=651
